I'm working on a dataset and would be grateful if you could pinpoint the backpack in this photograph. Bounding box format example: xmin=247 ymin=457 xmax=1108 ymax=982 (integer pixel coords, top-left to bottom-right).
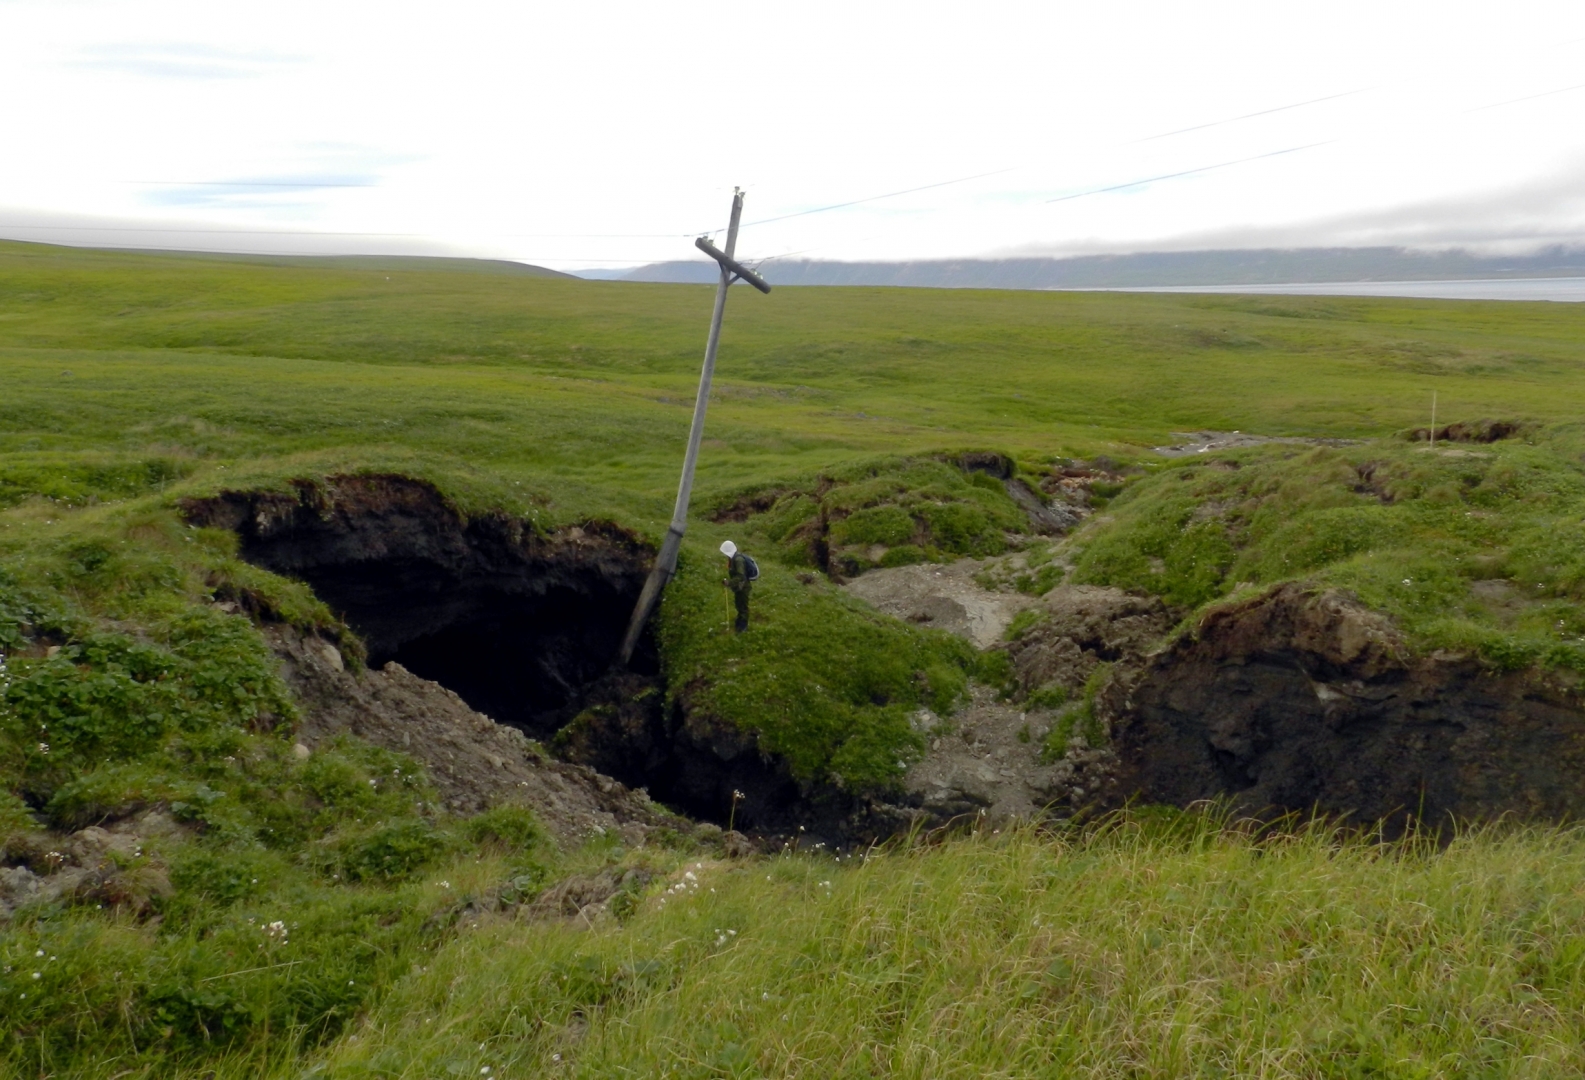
xmin=740 ymin=553 xmax=760 ymax=581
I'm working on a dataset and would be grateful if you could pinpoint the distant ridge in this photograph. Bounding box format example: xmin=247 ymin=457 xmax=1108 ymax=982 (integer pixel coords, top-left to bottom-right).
xmin=0 ymin=239 xmax=574 ymax=278
xmin=609 ymin=246 xmax=1585 ymax=290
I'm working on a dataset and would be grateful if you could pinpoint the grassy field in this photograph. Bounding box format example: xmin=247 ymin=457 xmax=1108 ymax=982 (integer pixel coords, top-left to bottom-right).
xmin=6 ymin=238 xmax=1585 ymax=514
xmin=5 ymin=239 xmax=1585 ymax=1076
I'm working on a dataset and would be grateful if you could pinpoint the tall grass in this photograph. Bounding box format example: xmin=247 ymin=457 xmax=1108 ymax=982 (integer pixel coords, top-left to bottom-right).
xmin=311 ymin=816 xmax=1585 ymax=1078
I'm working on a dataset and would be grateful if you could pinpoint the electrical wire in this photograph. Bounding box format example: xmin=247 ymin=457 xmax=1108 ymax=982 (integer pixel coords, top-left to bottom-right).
xmin=1045 ymin=141 xmax=1334 ymax=203
xmin=1131 ymin=88 xmax=1367 ymax=143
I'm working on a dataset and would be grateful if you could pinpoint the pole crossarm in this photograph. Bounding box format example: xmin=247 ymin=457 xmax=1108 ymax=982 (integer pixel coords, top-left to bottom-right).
xmin=694 ymin=236 xmax=772 ymax=294
xmin=617 ymin=188 xmax=771 ymax=666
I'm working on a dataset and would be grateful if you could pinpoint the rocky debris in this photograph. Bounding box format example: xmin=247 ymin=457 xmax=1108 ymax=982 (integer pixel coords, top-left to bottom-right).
xmin=1008 ymin=585 xmax=1176 ymax=695
xmin=1106 ymin=583 xmax=1585 ymax=828
xmin=1151 ymin=431 xmax=1359 ymax=457
xmin=1 ymin=810 xmax=183 ymax=921
xmin=901 ymin=686 xmax=1118 ymax=824
xmin=1005 ymin=478 xmax=1082 ymax=534
xmin=269 ymin=625 xmax=681 ymax=848
xmin=842 ymin=564 xmax=1137 ymax=826
xmin=843 ymin=559 xmax=1039 ymax=649
xmin=1039 ymin=459 xmax=1129 ymax=510
xmin=521 ymin=866 xmax=653 ymax=925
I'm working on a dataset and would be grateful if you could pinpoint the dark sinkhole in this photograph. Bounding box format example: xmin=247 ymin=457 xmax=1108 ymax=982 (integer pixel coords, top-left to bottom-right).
xmin=183 ymin=476 xmax=659 ymax=738
xmin=185 ymin=475 xmax=820 ymax=835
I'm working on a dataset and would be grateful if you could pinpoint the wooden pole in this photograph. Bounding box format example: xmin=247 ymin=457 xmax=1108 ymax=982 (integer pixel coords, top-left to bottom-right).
xmin=618 ymin=189 xmax=767 ymax=665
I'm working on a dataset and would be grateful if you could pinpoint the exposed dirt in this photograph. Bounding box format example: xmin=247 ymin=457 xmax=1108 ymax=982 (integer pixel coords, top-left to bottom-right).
xmin=2 ymin=810 xmax=185 ymax=921
xmin=551 ymin=672 xmax=811 ymax=835
xmin=183 ymin=474 xmax=657 ymax=737
xmin=842 ymin=568 xmax=1156 ymax=825
xmin=902 ymin=687 xmax=1118 ymax=823
xmin=1106 ymin=583 xmax=1585 ymax=828
xmin=1151 ymin=431 xmax=1359 ymax=457
xmin=1008 ymin=585 xmax=1176 ymax=695
xmin=182 ymin=475 xmax=721 ymax=844
xmin=1407 ymin=418 xmax=1531 ymax=444
xmin=270 ymin=624 xmax=681 ymax=846
xmin=843 ymin=559 xmax=1039 ymax=648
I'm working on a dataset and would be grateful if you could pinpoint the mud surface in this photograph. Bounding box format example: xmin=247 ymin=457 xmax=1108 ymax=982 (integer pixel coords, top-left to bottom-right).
xmin=184 ymin=475 xmax=655 ymax=737
xmin=1152 ymin=431 xmax=1358 ymax=457
xmin=1108 ymin=583 xmax=1585 ymax=828
xmin=843 ymin=559 xmax=1038 ymax=648
xmin=844 ymin=566 xmax=1143 ymax=824
xmin=270 ymin=624 xmax=678 ymax=846
xmin=1009 ymin=585 xmax=1175 ymax=694
xmin=903 ymin=687 xmax=1116 ymax=822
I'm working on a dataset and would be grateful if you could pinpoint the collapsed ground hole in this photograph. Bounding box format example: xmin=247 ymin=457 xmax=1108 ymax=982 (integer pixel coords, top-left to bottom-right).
xmin=182 ymin=475 xmax=811 ymax=833
xmin=185 ymin=475 xmax=658 ymax=737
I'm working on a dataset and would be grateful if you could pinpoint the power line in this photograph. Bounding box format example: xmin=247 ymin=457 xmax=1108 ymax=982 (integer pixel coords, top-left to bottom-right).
xmin=1045 ymin=142 xmax=1333 ymax=203
xmin=724 ymin=168 xmax=1020 ymax=232
xmin=1468 ymin=80 xmax=1585 ymax=112
xmin=1131 ymin=88 xmax=1367 ymax=143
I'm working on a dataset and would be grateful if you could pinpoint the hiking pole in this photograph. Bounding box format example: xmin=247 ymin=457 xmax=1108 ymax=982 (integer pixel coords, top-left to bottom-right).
xmin=618 ymin=189 xmax=771 ymax=666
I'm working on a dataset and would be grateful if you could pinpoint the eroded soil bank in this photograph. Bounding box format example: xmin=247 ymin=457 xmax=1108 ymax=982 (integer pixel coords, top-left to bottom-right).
xmin=183 ymin=475 xmax=656 ymax=737
xmin=183 ymin=476 xmax=842 ymax=838
xmin=185 ymin=475 xmax=1585 ymax=838
xmin=1106 ymin=583 xmax=1585 ymax=828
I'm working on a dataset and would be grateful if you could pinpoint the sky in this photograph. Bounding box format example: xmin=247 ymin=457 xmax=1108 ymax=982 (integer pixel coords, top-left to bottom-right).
xmin=2 ymin=0 xmax=1584 ymax=272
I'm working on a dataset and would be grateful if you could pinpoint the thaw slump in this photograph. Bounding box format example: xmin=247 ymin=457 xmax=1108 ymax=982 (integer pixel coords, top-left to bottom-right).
xmin=183 ymin=475 xmax=656 ymax=737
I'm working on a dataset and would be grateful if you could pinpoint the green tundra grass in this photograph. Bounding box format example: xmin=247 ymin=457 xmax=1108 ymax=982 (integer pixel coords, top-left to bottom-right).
xmin=5 ymin=238 xmax=1585 ymax=1077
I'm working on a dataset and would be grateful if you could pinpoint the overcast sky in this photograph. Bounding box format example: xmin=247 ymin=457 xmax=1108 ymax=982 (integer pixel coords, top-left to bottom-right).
xmin=2 ymin=1 xmax=1583 ymax=271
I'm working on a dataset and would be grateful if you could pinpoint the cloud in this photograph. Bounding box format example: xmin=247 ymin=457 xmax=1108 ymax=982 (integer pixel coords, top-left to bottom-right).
xmin=0 ymin=206 xmax=457 ymax=258
xmin=73 ymin=42 xmax=302 ymax=80
xmin=998 ymin=159 xmax=1585 ymax=259
xmin=137 ymin=175 xmax=381 ymax=210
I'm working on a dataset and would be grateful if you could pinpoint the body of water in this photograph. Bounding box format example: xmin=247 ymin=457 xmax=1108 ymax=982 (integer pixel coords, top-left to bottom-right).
xmin=1073 ymin=278 xmax=1585 ymax=303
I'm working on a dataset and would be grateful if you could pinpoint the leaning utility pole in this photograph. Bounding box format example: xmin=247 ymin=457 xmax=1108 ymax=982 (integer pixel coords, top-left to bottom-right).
xmin=618 ymin=188 xmax=771 ymax=665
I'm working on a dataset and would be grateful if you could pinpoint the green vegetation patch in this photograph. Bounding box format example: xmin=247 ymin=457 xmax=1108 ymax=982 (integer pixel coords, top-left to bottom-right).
xmin=713 ymin=455 xmax=1029 ymax=576
xmin=655 ymin=543 xmax=988 ymax=791
xmin=1069 ymin=427 xmax=1585 ymax=671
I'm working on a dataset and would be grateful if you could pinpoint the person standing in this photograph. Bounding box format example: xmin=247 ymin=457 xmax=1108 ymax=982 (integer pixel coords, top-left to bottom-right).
xmin=721 ymin=539 xmax=753 ymax=633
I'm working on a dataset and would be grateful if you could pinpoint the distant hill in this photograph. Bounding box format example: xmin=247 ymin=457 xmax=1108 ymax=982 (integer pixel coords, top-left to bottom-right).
xmin=0 ymin=239 xmax=574 ymax=278
xmin=608 ymin=246 xmax=1585 ymax=289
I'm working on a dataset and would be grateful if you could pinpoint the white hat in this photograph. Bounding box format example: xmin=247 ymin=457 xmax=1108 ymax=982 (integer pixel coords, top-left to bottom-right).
xmin=720 ymin=540 xmax=738 ymax=557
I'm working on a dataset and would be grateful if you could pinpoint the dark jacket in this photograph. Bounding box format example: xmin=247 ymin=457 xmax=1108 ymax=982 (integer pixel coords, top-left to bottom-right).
xmin=725 ymin=553 xmax=752 ymax=593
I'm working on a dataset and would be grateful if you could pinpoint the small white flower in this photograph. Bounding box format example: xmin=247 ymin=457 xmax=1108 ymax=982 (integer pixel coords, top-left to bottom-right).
xmin=36 ymin=743 xmax=48 ymax=755
xmin=35 ymin=950 xmax=43 ymax=958
xmin=1402 ymin=578 xmax=1412 ymax=586
xmin=32 ymin=972 xmax=41 ymax=980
